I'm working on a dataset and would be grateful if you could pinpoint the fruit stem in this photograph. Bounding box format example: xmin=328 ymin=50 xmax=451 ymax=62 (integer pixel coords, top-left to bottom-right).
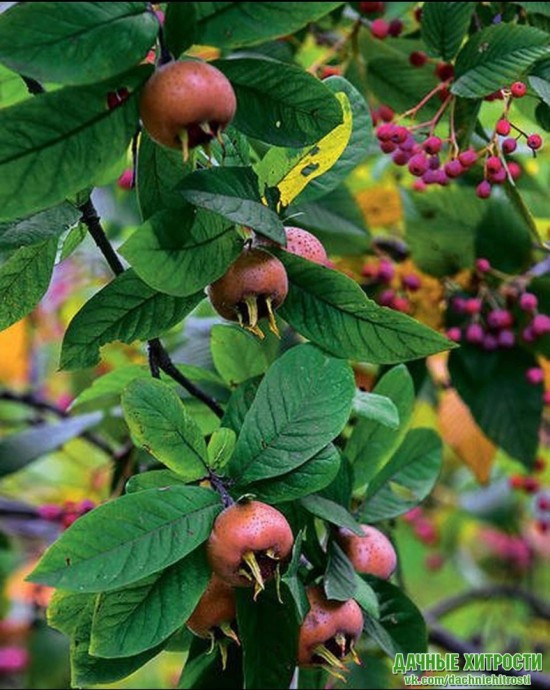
xmin=208 ymin=470 xmax=234 ymax=508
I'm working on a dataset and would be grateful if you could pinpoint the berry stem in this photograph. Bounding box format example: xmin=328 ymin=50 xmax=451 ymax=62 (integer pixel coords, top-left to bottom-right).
xmin=399 ymin=80 xmax=451 ymax=121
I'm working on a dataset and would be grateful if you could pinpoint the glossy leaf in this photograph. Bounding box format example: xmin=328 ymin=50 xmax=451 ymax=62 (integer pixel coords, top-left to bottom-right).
xmin=421 ymin=2 xmax=475 ymax=60
xmin=207 ymin=428 xmax=237 ymax=469
xmin=228 ymin=344 xmax=355 ymax=484
xmin=28 ymin=486 xmax=222 ymax=592
xmin=164 ymin=2 xmax=197 ymax=56
xmin=0 ymin=203 xmax=79 ymax=250
xmin=60 ymin=269 xmax=203 ymax=370
xmin=210 ymin=324 xmax=269 ymax=386
xmin=353 ymin=391 xmax=399 ymax=429
xmin=324 ymin=541 xmax=357 ymax=602
xmin=299 ymin=495 xmax=363 ymax=534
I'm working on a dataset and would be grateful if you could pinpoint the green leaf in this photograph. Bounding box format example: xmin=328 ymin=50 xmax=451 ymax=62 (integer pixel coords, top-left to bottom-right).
xmin=530 ymin=74 xmax=550 ymax=107
xmin=70 ymin=599 xmax=163 ymax=687
xmin=214 ymin=58 xmax=343 ymax=148
xmin=318 ymin=453 xmax=354 ymax=508
xmin=0 ymin=66 xmax=151 ymax=222
xmin=276 ymin=252 xmax=455 ymax=364
xmin=178 ymin=637 xmax=243 ymax=689
xmin=452 ymin=24 xmax=550 ymax=98
xmin=48 ymin=590 xmax=95 ymax=637
xmin=421 ymin=2 xmax=475 ymax=61
xmin=354 ymin=574 xmax=379 ymax=619
xmin=28 ymin=485 xmax=222 ymax=592
xmin=290 ymin=185 xmax=371 ymax=256
xmin=180 ymin=167 xmax=285 ymax=243
xmin=362 ymin=576 xmax=427 ymax=657
xmin=346 ymin=365 xmax=415 ymax=493
xmin=71 ymin=363 xmax=222 ymax=410
xmin=228 ymin=344 xmax=355 ymax=484
xmin=195 ymin=2 xmax=343 ymax=49
xmin=361 ymin=429 xmax=442 ymax=522
xmin=207 ymin=428 xmax=237 ymax=469
xmin=164 ymin=2 xmax=197 ymax=56
xmin=236 ymin=585 xmax=299 ymax=690
xmin=122 ymin=378 xmax=208 ymax=480
xmin=0 ymin=203 xmax=79 ymax=250
xmin=221 ymin=377 xmax=262 ymax=434
xmin=90 ymin=548 xmax=210 ymax=658
xmin=293 ymin=76 xmax=373 ymax=205
xmin=0 ymin=412 xmax=102 ymax=478
xmin=0 ymin=237 xmax=57 ymax=330
xmin=448 ymin=347 xmax=543 ymax=467
xmin=210 ymin=324 xmax=269 ymax=386
xmin=125 ymin=469 xmax=187 ymax=493
xmin=120 ymin=207 xmax=241 ymax=296
xmin=281 ymin=532 xmax=309 ymax=622
xmin=404 ymin=187 xmax=483 ymax=276
xmin=60 ymin=269 xmax=203 ymax=370
xmin=247 ymin=444 xmax=341 ymax=503
xmin=353 ymin=391 xmax=399 ymax=430
xmin=521 ymin=2 xmax=550 ymax=15
xmin=299 ymin=495 xmax=363 ymax=534
xmin=0 ymin=2 xmax=158 ymax=85
xmin=324 ymin=541 xmax=357 ymax=602
xmin=137 ymin=132 xmax=191 ymax=220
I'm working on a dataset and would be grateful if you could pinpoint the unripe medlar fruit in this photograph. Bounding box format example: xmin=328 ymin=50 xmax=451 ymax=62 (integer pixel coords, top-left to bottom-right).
xmin=207 ymin=247 xmax=288 ymax=339
xmin=336 ymin=524 xmax=397 ymax=579
xmin=206 ymin=500 xmax=294 ymax=599
xmin=255 ymin=226 xmax=329 ymax=266
xmin=186 ymin=574 xmax=238 ymax=668
xmin=139 ymin=60 xmax=237 ymax=157
xmin=298 ymin=586 xmax=363 ymax=678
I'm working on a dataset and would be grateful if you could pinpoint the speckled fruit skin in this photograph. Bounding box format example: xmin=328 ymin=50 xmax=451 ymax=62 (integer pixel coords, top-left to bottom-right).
xmin=298 ymin=586 xmax=363 ymax=667
xmin=336 ymin=524 xmax=397 ymax=579
xmin=206 ymin=501 xmax=294 ymax=587
xmin=207 ymin=248 xmax=288 ymax=322
xmin=140 ymin=60 xmax=237 ymax=149
xmin=283 ymin=227 xmax=328 ymax=265
xmin=186 ymin=575 xmax=236 ymax=638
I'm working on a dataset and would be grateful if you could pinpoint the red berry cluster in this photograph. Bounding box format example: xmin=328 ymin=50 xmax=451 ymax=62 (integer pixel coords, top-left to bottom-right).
xmin=534 ymin=490 xmax=550 ymax=533
xmin=479 ymin=527 xmax=531 ymax=572
xmin=445 ymin=259 xmax=550 ymax=354
xmin=402 ymin=507 xmax=443 ymax=570
xmin=360 ymin=257 xmax=422 ymax=314
xmin=38 ymin=499 xmax=95 ymax=529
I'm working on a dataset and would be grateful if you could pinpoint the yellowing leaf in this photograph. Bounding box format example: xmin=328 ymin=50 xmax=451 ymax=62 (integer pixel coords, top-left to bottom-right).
xmin=439 ymin=388 xmax=496 ymax=484
xmin=355 ymin=185 xmax=402 ymax=228
xmin=256 ymin=91 xmax=352 ymax=209
xmin=0 ymin=319 xmax=29 ymax=385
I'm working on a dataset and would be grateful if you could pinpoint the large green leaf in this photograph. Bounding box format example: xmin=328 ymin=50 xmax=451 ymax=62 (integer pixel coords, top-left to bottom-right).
xmin=90 ymin=548 xmax=210 ymax=658
xmin=228 ymin=344 xmax=355 ymax=484
xmin=299 ymin=495 xmax=363 ymax=534
xmin=324 ymin=541 xmax=357 ymax=602
xmin=0 ymin=66 xmax=151 ymax=222
xmin=0 ymin=237 xmax=57 ymax=329
xmin=180 ymin=167 xmax=285 ymax=243
xmin=122 ymin=378 xmax=209 ymax=480
xmin=137 ymin=132 xmax=191 ymax=220
xmin=293 ymin=76 xmax=373 ymax=205
xmin=362 ymin=576 xmax=427 ymax=657
xmin=214 ymin=58 xmax=343 ymax=148
xmin=448 ymin=347 xmax=543 ymax=467
xmin=164 ymin=2 xmax=197 ymax=57
xmin=421 ymin=2 xmax=475 ymax=61
xmin=28 ymin=485 xmax=222 ymax=592
xmin=70 ymin=599 xmax=163 ymax=687
xmin=346 ymin=366 xmax=415 ymax=493
xmin=48 ymin=590 xmax=95 ymax=637
xmin=210 ymin=324 xmax=269 ymax=386
xmin=236 ymin=585 xmax=299 ymax=690
xmin=120 ymin=207 xmax=241 ymax=296
xmin=125 ymin=469 xmax=187 ymax=494
xmin=0 ymin=2 xmax=158 ymax=85
xmin=0 ymin=203 xmax=79 ymax=250
xmin=60 ymin=269 xmax=203 ymax=370
xmin=195 ymin=2 xmax=343 ymax=48
xmin=276 ymin=252 xmax=455 ymax=363
xmin=361 ymin=429 xmax=442 ymax=522
xmin=247 ymin=444 xmax=341 ymax=503
xmin=0 ymin=412 xmax=103 ymax=478
xmin=221 ymin=377 xmax=262 ymax=434
xmin=353 ymin=391 xmax=399 ymax=429
xmin=453 ymin=24 xmax=550 ymax=98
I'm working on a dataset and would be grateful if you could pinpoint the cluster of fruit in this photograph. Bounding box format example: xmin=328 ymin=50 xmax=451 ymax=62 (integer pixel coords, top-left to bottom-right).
xmin=189 ymin=499 xmax=396 ymax=675
xmin=38 ymin=499 xmax=95 ymax=529
xmin=360 ymin=256 xmax=423 ymax=315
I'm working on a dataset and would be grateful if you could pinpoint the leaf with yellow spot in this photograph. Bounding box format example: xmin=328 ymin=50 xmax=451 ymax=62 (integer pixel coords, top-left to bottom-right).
xmin=0 ymin=318 xmax=29 ymax=385
xmin=255 ymin=91 xmax=352 ymax=210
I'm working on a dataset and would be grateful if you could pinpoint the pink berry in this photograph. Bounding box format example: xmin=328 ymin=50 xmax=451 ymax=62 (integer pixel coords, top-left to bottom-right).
xmin=78 ymin=499 xmax=95 ymax=514
xmin=452 ymin=297 xmax=467 ymax=313
xmin=476 ymin=180 xmax=492 ymax=199
xmin=408 ymin=153 xmax=429 ymax=176
xmin=435 ymin=63 xmax=454 ymax=81
xmin=483 ymin=333 xmax=498 ymax=351
xmin=523 ymin=326 xmax=536 ymax=343
xmin=388 ymin=18 xmax=403 ymax=37
xmin=380 ymin=140 xmax=397 ymax=154
xmin=496 ymin=119 xmax=511 ymax=136
xmin=371 ymin=18 xmax=390 ymax=39
xmin=523 ymin=477 xmax=540 ymax=494
xmin=487 ymin=309 xmax=514 ymax=329
xmin=532 ymin=314 xmax=550 ymax=336
xmin=446 ymin=327 xmax=462 ymax=342
xmin=410 ymin=51 xmax=428 ymax=67
xmin=537 ymin=495 xmax=550 ymax=511
xmin=434 ymin=169 xmax=449 ymax=185
xmin=377 ymin=260 xmax=395 ymax=283
xmin=488 ymin=167 xmax=507 ymax=184
xmin=444 ymin=159 xmax=464 ymax=178
xmin=412 ymin=179 xmax=427 ymax=192
xmin=414 ymin=519 xmax=438 ymax=546
xmin=399 ymin=135 xmax=417 ymax=152
xmin=421 ymin=169 xmax=439 ymax=185
xmin=510 ymin=81 xmax=527 ymax=98
xmin=519 ymin=292 xmax=538 ymax=311
xmin=403 ymin=507 xmax=423 ymax=523
xmin=425 ymin=553 xmax=444 ymax=571
xmin=458 ymin=149 xmax=478 ymax=167
xmin=537 ymin=520 xmax=550 ymax=534
xmin=466 ymin=323 xmax=484 ymax=344
xmin=527 ymin=133 xmax=543 ymax=150
xmin=376 ymin=123 xmax=394 ymax=141
xmin=378 ymin=104 xmax=394 ymax=122
xmin=544 ymin=390 xmax=550 ymax=406
xmin=378 ymin=289 xmax=395 ymax=307
xmin=502 ymin=138 xmax=517 ymax=154
xmin=117 ymin=168 xmax=134 ymax=190
xmin=465 ymin=297 xmax=482 ymax=315
xmin=498 ymin=330 xmax=516 ymax=348
xmin=475 ymin=258 xmax=491 ymax=273
xmin=392 ymin=150 xmax=411 ymax=166
xmin=428 ymin=155 xmax=441 ymax=170
xmin=507 ymin=161 xmax=522 ymax=179
xmin=486 ymin=156 xmax=502 ymax=174
xmin=37 ymin=504 xmax=63 ymax=521
xmin=526 ymin=367 xmax=544 ymax=385
xmin=391 ymin=126 xmax=409 ymax=144
xmin=402 ymin=273 xmax=422 ymax=291
xmin=509 ymin=475 xmax=524 ymax=490
xmin=391 ymin=296 xmax=410 ymax=313
xmin=423 ymin=136 xmax=442 ymax=154
xmin=0 ymin=647 xmax=29 ymax=673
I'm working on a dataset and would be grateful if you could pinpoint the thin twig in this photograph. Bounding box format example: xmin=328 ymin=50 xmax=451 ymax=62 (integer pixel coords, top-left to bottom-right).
xmin=427 ymin=585 xmax=550 ymax=620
